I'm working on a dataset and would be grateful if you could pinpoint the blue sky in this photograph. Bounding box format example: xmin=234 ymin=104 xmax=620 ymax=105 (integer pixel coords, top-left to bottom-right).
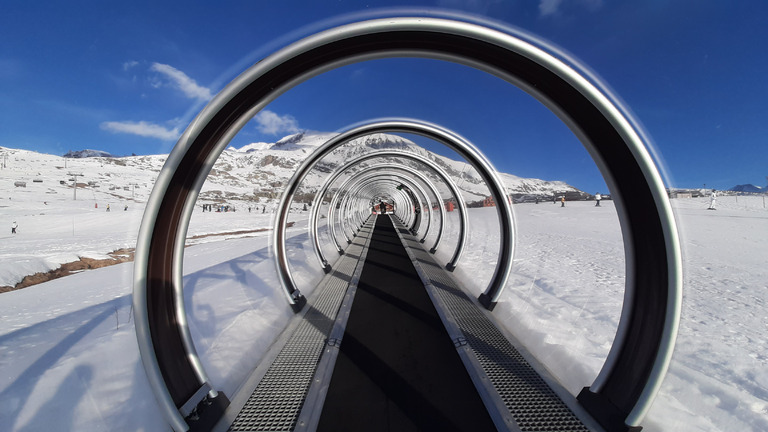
xmin=2 ymin=1 xmax=767 ymax=193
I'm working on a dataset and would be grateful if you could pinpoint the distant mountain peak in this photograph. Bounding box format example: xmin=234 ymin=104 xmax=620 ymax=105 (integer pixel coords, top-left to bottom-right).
xmin=729 ymin=184 xmax=766 ymax=193
xmin=230 ymin=142 xmax=271 ymax=153
xmin=63 ymin=149 xmax=114 ymax=158
xmin=274 ymin=131 xmax=306 ymax=147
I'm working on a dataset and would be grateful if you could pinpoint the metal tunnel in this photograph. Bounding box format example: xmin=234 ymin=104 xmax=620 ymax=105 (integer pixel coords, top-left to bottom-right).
xmin=133 ymin=16 xmax=682 ymax=432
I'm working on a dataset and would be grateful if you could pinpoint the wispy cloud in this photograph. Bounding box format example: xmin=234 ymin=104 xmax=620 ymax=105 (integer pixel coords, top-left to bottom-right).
xmin=539 ymin=0 xmax=562 ymax=16
xmin=100 ymin=120 xmax=179 ymax=141
xmin=101 ymin=63 xmax=207 ymax=142
xmin=149 ymin=63 xmax=212 ymax=101
xmin=539 ymin=0 xmax=603 ymax=17
xmin=122 ymin=60 xmax=139 ymax=71
xmin=254 ymin=110 xmax=300 ymax=135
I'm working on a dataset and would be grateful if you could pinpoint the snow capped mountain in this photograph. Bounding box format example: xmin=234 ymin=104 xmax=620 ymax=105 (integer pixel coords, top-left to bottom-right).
xmin=212 ymin=131 xmax=583 ymax=205
xmin=2 ymin=132 xmax=581 ymax=211
xmin=729 ymin=184 xmax=766 ymax=193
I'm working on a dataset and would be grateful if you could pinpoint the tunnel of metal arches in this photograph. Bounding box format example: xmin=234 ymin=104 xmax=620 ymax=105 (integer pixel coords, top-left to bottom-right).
xmin=132 ymin=16 xmax=682 ymax=432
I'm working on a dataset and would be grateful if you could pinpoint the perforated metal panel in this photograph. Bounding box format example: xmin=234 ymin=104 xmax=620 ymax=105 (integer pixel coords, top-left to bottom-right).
xmin=395 ymin=222 xmax=591 ymax=432
xmin=228 ymin=222 xmax=374 ymax=432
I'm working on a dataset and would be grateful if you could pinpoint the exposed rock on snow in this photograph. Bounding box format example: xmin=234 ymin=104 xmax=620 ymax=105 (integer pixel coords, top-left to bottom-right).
xmin=63 ymin=149 xmax=115 ymax=158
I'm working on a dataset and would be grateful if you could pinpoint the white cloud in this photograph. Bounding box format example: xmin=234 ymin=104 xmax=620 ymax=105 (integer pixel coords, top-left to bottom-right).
xmin=254 ymin=110 xmax=300 ymax=135
xmin=100 ymin=120 xmax=180 ymax=141
xmin=122 ymin=60 xmax=139 ymax=71
xmin=149 ymin=63 xmax=212 ymax=101
xmin=539 ymin=0 xmax=562 ymax=16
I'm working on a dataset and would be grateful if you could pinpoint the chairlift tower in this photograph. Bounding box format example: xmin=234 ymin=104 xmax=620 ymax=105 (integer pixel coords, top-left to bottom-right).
xmin=68 ymin=172 xmax=83 ymax=200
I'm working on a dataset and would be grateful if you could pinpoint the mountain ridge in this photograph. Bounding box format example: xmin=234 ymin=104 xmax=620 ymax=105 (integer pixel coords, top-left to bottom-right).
xmin=729 ymin=184 xmax=766 ymax=193
xmin=3 ymin=132 xmax=583 ymax=208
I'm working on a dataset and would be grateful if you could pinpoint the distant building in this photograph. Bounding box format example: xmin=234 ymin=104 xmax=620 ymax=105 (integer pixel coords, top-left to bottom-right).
xmin=667 ymin=189 xmax=694 ymax=199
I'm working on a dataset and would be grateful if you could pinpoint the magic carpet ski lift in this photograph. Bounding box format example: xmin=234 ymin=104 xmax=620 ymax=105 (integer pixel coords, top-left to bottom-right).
xmin=133 ymin=16 xmax=682 ymax=432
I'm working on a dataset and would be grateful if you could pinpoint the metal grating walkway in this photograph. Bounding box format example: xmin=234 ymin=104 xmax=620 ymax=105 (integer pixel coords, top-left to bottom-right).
xmin=224 ymin=215 xmax=598 ymax=432
xmin=227 ymin=218 xmax=375 ymax=432
xmin=392 ymin=218 xmax=592 ymax=432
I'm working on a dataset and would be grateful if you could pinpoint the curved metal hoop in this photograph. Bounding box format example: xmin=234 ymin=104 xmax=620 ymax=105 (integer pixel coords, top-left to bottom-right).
xmin=134 ymin=16 xmax=682 ymax=432
xmin=288 ymin=145 xmax=468 ymax=279
xmin=333 ymin=165 xmax=436 ymax=249
xmin=309 ymin=160 xmax=444 ymax=269
xmin=333 ymin=169 xmax=432 ymax=241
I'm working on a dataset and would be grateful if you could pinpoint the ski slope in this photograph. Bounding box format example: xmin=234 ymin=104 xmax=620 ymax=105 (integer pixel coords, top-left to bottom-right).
xmin=1 ymin=196 xmax=767 ymax=431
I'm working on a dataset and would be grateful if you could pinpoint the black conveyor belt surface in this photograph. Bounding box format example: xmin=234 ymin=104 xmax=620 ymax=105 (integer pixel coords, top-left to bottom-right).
xmin=317 ymin=215 xmax=496 ymax=432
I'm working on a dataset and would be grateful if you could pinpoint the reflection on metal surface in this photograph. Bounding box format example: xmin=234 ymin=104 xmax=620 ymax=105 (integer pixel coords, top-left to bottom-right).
xmin=134 ymin=16 xmax=680 ymax=432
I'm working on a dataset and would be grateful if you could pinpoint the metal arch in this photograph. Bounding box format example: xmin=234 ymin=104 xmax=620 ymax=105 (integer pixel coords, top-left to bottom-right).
xmin=328 ymin=172 xmax=426 ymax=258
xmin=327 ymin=185 xmax=348 ymax=253
xmin=336 ymin=173 xmax=425 ymax=242
xmin=347 ymin=178 xmax=412 ymax=224
xmin=323 ymin=178 xmax=403 ymax=252
xmin=392 ymin=188 xmax=411 ymax=223
xmin=135 ymin=17 xmax=681 ymax=431
xmin=275 ymin=133 xmax=475 ymax=313
xmin=368 ymin=165 xmax=438 ymax=242
xmin=308 ymin=153 xmax=446 ymax=272
xmin=354 ymin=170 xmax=434 ymax=238
xmin=320 ymin=154 xmax=452 ymax=258
xmin=335 ymin=180 xmax=391 ymax=243
xmin=339 ymin=186 xmax=362 ymax=241
xmin=395 ymin=182 xmax=423 ymax=233
xmin=279 ymin=121 xmax=511 ymax=306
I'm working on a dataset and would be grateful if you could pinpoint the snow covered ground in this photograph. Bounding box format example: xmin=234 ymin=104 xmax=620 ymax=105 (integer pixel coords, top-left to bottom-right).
xmin=1 ymin=188 xmax=767 ymax=430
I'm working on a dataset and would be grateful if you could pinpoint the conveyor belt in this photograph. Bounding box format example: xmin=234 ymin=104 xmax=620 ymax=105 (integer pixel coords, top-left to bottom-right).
xmin=221 ymin=214 xmax=598 ymax=432
xmin=316 ymin=215 xmax=495 ymax=431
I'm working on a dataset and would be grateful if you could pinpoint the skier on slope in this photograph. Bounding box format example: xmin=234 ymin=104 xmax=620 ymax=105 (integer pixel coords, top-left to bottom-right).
xmin=11 ymin=221 xmax=18 ymax=234
xmin=708 ymin=189 xmax=717 ymax=210
xmin=595 ymin=193 xmax=602 ymax=207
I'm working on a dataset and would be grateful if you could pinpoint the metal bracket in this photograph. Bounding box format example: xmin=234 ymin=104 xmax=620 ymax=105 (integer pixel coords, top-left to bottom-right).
xmin=180 ymin=383 xmax=213 ymax=418
xmin=478 ymin=293 xmax=497 ymax=311
xmin=453 ymin=337 xmax=468 ymax=348
xmin=291 ymin=291 xmax=307 ymax=313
